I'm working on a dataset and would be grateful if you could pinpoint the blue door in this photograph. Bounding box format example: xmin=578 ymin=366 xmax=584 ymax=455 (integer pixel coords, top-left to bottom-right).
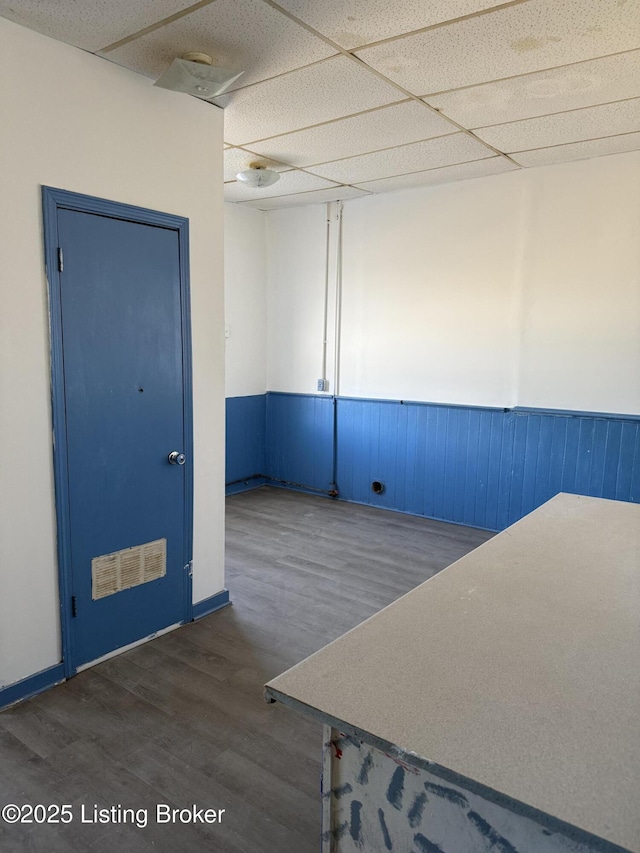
xmin=54 ymin=204 xmax=191 ymax=669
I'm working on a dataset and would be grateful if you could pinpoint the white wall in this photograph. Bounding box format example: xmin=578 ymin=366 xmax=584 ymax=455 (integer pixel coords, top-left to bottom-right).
xmin=518 ymin=155 xmax=640 ymax=413
xmin=264 ymin=152 xmax=640 ymax=415
xmin=266 ymin=204 xmax=331 ymax=393
xmin=224 ymin=203 xmax=267 ymax=397
xmin=0 ymin=18 xmax=225 ymax=688
xmin=340 ymin=179 xmax=527 ymax=407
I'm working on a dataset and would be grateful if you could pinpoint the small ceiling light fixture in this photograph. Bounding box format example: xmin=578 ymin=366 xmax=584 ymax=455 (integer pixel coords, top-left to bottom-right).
xmin=154 ymin=52 xmax=243 ymax=100
xmin=236 ymin=163 xmax=281 ymax=188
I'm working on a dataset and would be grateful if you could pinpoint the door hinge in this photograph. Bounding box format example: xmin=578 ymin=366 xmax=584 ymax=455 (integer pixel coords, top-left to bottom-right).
xmin=184 ymin=561 xmax=193 ymax=578
xmin=71 ymin=595 xmax=77 ymax=617
xmin=57 ymin=247 xmax=64 ymax=272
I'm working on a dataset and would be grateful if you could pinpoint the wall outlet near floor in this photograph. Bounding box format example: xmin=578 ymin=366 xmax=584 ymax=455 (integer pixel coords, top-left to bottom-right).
xmin=317 ymin=378 xmax=328 ymax=392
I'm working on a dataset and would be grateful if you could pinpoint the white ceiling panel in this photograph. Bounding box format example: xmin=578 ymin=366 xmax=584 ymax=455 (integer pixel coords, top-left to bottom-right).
xmin=240 ymin=186 xmax=370 ymax=210
xmin=428 ymin=50 xmax=640 ymax=129
xmin=223 ymin=169 xmax=339 ymax=201
xmin=511 ymin=133 xmax=640 ymax=167
xmin=475 ymin=98 xmax=640 ymax=152
xmin=223 ymin=148 xmax=291 ymax=182
xmin=272 ymin=0 xmax=507 ymax=50
xmin=0 ymin=0 xmax=194 ymax=52
xmin=308 ymin=133 xmax=493 ymax=184
xmin=247 ymin=101 xmax=456 ymax=167
xmin=102 ymin=0 xmax=336 ymax=92
xmin=354 ymin=156 xmax=518 ymax=192
xmin=5 ymin=0 xmax=640 ymax=205
xmin=356 ymin=0 xmax=640 ymax=97
xmin=215 ymin=55 xmax=404 ymax=145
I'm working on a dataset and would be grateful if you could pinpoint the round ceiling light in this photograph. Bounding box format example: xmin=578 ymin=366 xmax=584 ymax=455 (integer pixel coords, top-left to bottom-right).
xmin=236 ymin=163 xmax=281 ymax=188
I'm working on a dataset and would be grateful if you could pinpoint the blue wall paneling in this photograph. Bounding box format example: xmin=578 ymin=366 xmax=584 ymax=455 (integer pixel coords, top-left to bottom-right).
xmin=226 ymin=393 xmax=639 ymax=531
xmin=225 ymin=395 xmax=267 ymax=494
xmin=265 ymin=392 xmax=335 ymax=494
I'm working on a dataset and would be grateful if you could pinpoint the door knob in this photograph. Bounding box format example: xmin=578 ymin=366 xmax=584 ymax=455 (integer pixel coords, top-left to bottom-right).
xmin=168 ymin=451 xmax=186 ymax=466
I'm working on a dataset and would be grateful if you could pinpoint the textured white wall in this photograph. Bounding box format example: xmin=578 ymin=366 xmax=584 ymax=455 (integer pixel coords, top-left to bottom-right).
xmin=264 ymin=152 xmax=640 ymax=415
xmin=0 ymin=18 xmax=225 ymax=689
xmin=224 ymin=203 xmax=268 ymax=397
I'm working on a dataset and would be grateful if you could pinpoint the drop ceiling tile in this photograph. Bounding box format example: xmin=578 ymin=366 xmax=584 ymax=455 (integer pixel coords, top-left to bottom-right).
xmin=102 ymin=0 xmax=336 ymax=92
xmin=511 ymin=133 xmax=640 ymax=167
xmin=354 ymin=156 xmax=518 ymax=192
xmin=223 ymin=148 xmax=291 ymax=182
xmin=214 ymin=55 xmax=404 ymax=145
xmin=223 ymin=170 xmax=338 ymax=201
xmin=240 ymin=186 xmax=370 ymax=210
xmin=428 ymin=50 xmax=640 ymax=129
xmin=308 ymin=133 xmax=491 ymax=184
xmin=0 ymin=0 xmax=193 ymax=51
xmin=273 ymin=0 xmax=506 ymax=50
xmin=475 ymin=98 xmax=640 ymax=152
xmin=246 ymin=100 xmax=455 ymax=167
xmin=356 ymin=0 xmax=640 ymax=97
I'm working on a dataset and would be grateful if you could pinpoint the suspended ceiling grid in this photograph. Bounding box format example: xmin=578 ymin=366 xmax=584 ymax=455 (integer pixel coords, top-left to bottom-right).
xmin=2 ymin=0 xmax=640 ymax=210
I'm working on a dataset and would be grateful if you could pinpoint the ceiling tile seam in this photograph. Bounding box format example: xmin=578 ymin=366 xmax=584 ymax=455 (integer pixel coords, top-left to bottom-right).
xmin=350 ymin=0 xmax=535 ymax=53
xmin=262 ymin=0 xmax=532 ymax=55
xmin=226 ymin=145 xmax=296 ymax=170
xmin=226 ymin=99 xmax=413 ymax=147
xmin=508 ymin=129 xmax=640 ymax=156
xmin=213 ymin=53 xmax=348 ymax=99
xmin=253 ymin=0 xmax=525 ymax=167
xmin=225 ymin=150 xmax=402 ymax=183
xmin=417 ymin=47 xmax=640 ymax=100
xmin=350 ymin=156 xmax=510 ymax=187
xmin=471 ymin=95 xmax=640 ymax=132
xmin=233 ymin=183 xmax=365 ymax=203
xmin=223 ymin=168 xmax=337 ymax=184
xmin=334 ymin=53 xmax=518 ymax=166
xmin=353 ymin=157 xmax=500 ymax=189
xmin=239 ymin=159 xmax=350 ymax=183
xmin=218 ymin=43 xmax=639 ymax=138
xmin=255 ymin=0 xmax=514 ymax=166
xmin=97 ymin=0 xmax=220 ymax=53
xmin=219 ymin=43 xmax=639 ymax=144
xmin=278 ymin=131 xmax=461 ymax=171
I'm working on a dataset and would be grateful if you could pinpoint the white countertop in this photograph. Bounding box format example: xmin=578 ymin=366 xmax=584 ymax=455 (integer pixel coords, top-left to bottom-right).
xmin=266 ymin=494 xmax=640 ymax=852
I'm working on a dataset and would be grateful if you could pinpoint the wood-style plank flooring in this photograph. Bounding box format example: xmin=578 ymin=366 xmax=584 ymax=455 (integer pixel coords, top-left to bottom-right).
xmin=0 ymin=487 xmax=493 ymax=852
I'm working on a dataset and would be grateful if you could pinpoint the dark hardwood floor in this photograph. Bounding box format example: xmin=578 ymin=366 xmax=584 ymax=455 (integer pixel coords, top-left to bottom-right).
xmin=0 ymin=487 xmax=493 ymax=852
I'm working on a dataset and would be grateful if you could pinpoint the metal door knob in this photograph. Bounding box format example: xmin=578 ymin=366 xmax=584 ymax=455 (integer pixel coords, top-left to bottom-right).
xmin=168 ymin=451 xmax=186 ymax=466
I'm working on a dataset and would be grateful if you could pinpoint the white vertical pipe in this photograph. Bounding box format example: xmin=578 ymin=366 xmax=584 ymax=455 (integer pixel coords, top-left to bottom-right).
xmin=333 ymin=201 xmax=344 ymax=398
xmin=320 ymin=202 xmax=331 ymax=388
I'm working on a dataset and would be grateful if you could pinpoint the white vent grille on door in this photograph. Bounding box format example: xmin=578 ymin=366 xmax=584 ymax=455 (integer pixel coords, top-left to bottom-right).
xmin=91 ymin=538 xmax=166 ymax=600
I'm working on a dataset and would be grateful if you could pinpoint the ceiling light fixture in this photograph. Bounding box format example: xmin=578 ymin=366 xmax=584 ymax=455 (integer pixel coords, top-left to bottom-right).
xmin=236 ymin=163 xmax=281 ymax=188
xmin=154 ymin=52 xmax=243 ymax=100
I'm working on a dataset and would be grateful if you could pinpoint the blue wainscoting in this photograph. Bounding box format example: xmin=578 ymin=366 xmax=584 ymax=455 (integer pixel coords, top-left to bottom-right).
xmin=338 ymin=399 xmax=639 ymax=530
xmin=226 ymin=393 xmax=639 ymax=530
xmin=266 ymin=392 xmax=335 ymax=493
xmin=225 ymin=394 xmax=267 ymax=494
